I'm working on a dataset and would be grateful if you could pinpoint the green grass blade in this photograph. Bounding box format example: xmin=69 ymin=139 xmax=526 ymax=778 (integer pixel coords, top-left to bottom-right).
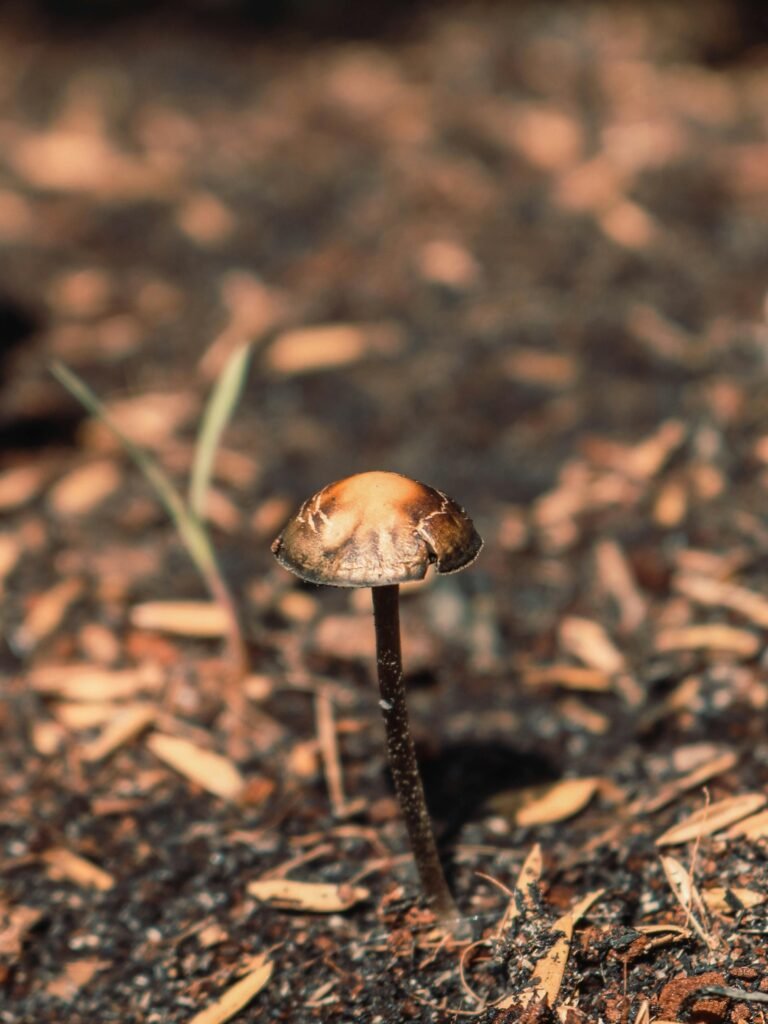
xmin=50 ymin=360 xmax=217 ymax=579
xmin=189 ymin=343 xmax=252 ymax=519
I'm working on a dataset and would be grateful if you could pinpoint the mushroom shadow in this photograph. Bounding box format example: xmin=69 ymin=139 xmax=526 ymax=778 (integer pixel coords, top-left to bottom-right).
xmin=417 ymin=739 xmax=560 ymax=847
xmin=0 ymin=295 xmax=37 ymax=369
xmin=0 ymin=296 xmax=86 ymax=454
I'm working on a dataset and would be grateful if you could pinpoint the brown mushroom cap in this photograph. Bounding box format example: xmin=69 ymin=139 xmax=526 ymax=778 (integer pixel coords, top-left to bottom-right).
xmin=271 ymin=470 xmax=482 ymax=587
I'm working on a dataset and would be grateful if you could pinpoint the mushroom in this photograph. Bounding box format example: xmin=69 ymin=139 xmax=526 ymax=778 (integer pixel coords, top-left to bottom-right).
xmin=271 ymin=470 xmax=482 ymax=923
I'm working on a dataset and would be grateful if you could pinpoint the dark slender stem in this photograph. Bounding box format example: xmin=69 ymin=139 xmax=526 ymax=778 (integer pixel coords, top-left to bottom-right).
xmin=371 ymin=584 xmax=458 ymax=924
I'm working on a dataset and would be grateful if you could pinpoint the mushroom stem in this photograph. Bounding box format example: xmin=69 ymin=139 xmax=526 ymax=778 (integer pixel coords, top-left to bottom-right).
xmin=371 ymin=584 xmax=458 ymax=924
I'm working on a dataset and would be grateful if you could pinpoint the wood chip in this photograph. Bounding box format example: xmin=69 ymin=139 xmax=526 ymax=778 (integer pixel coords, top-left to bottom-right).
xmin=673 ymin=573 xmax=768 ymax=629
xmin=654 ymin=624 xmax=760 ymax=658
xmin=655 ymin=794 xmax=767 ymax=846
xmin=246 ymin=878 xmax=369 ymax=913
xmin=30 ymin=663 xmax=164 ymax=702
xmin=186 ymin=953 xmax=273 ymax=1024
xmin=558 ymin=616 xmax=626 ymax=674
xmin=48 ymin=460 xmax=121 ymax=517
xmin=16 ymin=578 xmax=85 ymax=649
xmin=42 ymin=849 xmax=115 ymax=891
xmin=80 ymin=704 xmax=155 ymax=762
xmin=265 ymin=322 xmax=404 ymax=375
xmin=130 ymin=601 xmax=229 ymax=637
xmin=147 ymin=733 xmax=245 ymax=800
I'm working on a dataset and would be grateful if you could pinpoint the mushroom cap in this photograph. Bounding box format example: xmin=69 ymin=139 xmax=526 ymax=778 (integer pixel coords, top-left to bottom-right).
xmin=271 ymin=470 xmax=482 ymax=587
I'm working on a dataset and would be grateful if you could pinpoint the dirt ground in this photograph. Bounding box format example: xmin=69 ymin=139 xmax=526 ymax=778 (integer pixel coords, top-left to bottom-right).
xmin=2 ymin=2 xmax=768 ymax=1021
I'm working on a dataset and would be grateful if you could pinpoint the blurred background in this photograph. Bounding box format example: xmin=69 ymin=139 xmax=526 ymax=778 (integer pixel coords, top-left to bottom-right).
xmin=0 ymin=0 xmax=767 ymax=633
xmin=2 ymin=8 xmax=768 ymax=1018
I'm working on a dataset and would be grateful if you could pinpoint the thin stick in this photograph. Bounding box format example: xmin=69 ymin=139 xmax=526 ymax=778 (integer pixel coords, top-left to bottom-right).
xmin=315 ymin=687 xmax=349 ymax=818
xmin=371 ymin=584 xmax=458 ymax=924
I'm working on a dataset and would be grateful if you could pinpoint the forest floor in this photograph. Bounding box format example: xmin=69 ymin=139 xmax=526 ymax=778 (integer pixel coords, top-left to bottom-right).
xmin=1 ymin=2 xmax=768 ymax=1021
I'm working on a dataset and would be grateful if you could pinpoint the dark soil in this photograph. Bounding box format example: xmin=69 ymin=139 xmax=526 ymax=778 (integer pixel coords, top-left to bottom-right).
xmin=2 ymin=2 xmax=768 ymax=1022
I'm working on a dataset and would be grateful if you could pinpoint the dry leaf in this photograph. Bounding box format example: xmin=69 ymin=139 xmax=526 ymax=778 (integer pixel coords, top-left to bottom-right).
xmin=631 ymin=750 xmax=738 ymax=816
xmin=186 ymin=953 xmax=273 ymax=1024
xmin=629 ymin=420 xmax=687 ymax=477
xmin=42 ymin=849 xmax=115 ymax=891
xmin=502 ymin=348 xmax=577 ymax=388
xmin=48 ymin=460 xmax=121 ymax=517
xmin=702 ymin=886 xmax=766 ymax=915
xmin=0 ymin=533 xmax=22 ymax=585
xmin=246 ymin=879 xmax=369 ymax=913
xmin=10 ymin=129 xmax=173 ymax=197
xmin=660 ymin=855 xmax=710 ymax=943
xmin=46 ymin=959 xmax=109 ymax=1000
xmin=147 ymin=733 xmax=244 ymax=800
xmin=497 ymin=844 xmax=543 ymax=933
xmin=501 ymin=889 xmax=604 ymax=1010
xmin=654 ymin=624 xmax=760 ymax=658
xmin=417 ymin=238 xmax=480 ymax=290
xmin=724 ymin=807 xmax=768 ymax=839
xmin=660 ymin=862 xmax=716 ymax=948
xmin=522 ymin=664 xmax=613 ymax=692
xmin=130 ymin=601 xmax=229 ymax=637
xmin=557 ymin=698 xmax=610 ymax=735
xmin=80 ymin=704 xmax=155 ymax=762
xmin=653 ymin=478 xmax=687 ymax=528
xmin=656 ymin=793 xmax=767 ymax=846
xmin=265 ymin=322 xmax=404 ymax=375
xmin=0 ymin=904 xmax=43 ymax=956
xmin=55 ymin=701 xmax=131 ymax=729
xmin=594 ymin=539 xmax=647 ymax=633
xmin=17 ymin=578 xmax=84 ymax=648
xmin=30 ymin=663 xmax=164 ymax=702
xmin=83 ymin=391 xmax=195 ymax=451
xmin=633 ymin=1001 xmax=651 ymax=1024
xmin=514 ymin=778 xmax=600 ymax=827
xmin=0 ymin=465 xmax=48 ymax=511
xmin=673 ymin=573 xmax=768 ymax=629
xmin=176 ymin=191 xmax=235 ymax=246
xmin=558 ymin=617 xmax=625 ymax=674
xmin=32 ymin=720 xmax=66 ymax=756
xmin=634 ymin=923 xmax=691 ymax=939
